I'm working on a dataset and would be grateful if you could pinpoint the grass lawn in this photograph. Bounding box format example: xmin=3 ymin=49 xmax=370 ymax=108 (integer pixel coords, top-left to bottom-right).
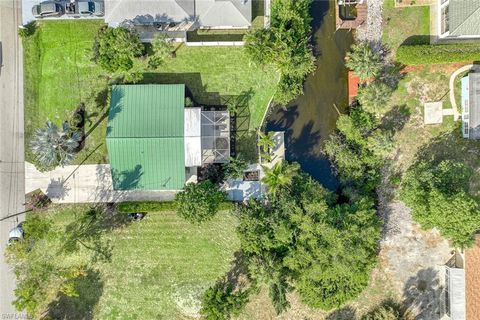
xmin=24 ymin=20 xmax=110 ymax=166
xmin=24 ymin=20 xmax=277 ymax=167
xmin=382 ymin=0 xmax=430 ymax=52
xmin=34 ymin=206 xmax=239 ymax=319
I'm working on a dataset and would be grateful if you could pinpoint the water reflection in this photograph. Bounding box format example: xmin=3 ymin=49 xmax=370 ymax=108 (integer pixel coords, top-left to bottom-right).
xmin=265 ymin=0 xmax=353 ymax=190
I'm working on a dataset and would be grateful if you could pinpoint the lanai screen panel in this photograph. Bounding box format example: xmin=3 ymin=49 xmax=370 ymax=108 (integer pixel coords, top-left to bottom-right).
xmin=201 ymin=111 xmax=230 ymax=163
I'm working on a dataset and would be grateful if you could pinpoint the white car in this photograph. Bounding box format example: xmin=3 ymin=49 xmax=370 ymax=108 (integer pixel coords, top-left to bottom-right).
xmin=8 ymin=223 xmax=24 ymax=245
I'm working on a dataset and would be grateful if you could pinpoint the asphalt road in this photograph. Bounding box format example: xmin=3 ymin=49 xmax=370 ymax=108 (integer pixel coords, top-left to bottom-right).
xmin=0 ymin=0 xmax=25 ymax=316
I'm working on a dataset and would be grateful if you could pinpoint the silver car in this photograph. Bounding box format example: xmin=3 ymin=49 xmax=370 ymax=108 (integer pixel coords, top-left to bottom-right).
xmin=8 ymin=223 xmax=24 ymax=245
xmin=32 ymin=1 xmax=64 ymax=18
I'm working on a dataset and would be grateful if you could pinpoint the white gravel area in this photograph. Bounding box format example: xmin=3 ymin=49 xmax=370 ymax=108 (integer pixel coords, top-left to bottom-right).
xmin=377 ymin=165 xmax=452 ymax=319
xmin=356 ymin=0 xmax=384 ymax=43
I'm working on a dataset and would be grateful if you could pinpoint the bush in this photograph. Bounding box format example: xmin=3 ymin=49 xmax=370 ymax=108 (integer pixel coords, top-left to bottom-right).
xmin=200 ymin=281 xmax=250 ymax=320
xmin=176 ymin=181 xmax=228 ymax=223
xmin=92 ymin=26 xmax=143 ymax=72
xmin=396 ymin=44 xmax=480 ymax=65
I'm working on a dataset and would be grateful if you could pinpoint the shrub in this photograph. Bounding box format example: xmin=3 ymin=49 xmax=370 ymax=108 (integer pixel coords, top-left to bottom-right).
xmin=200 ymin=281 xmax=250 ymax=320
xmin=396 ymin=43 xmax=480 ymax=65
xmin=176 ymin=181 xmax=228 ymax=223
xmin=92 ymin=26 xmax=143 ymax=72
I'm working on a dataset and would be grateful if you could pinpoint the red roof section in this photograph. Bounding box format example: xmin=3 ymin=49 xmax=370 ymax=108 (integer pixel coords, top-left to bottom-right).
xmin=465 ymin=236 xmax=480 ymax=320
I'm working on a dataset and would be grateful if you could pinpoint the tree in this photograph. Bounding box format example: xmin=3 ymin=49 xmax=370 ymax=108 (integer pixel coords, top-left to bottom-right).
xmin=401 ymin=160 xmax=480 ymax=247
xmin=223 ymin=157 xmax=248 ymax=180
xmin=261 ymin=161 xmax=299 ymax=196
xmin=236 ymin=171 xmax=380 ymax=313
xmin=357 ymin=82 xmax=393 ymax=116
xmin=175 ymin=181 xmax=227 ymax=223
xmin=31 ymin=120 xmax=82 ymax=169
xmin=92 ymin=26 xmax=143 ymax=72
xmin=257 ymin=131 xmax=275 ymax=162
xmin=148 ymin=33 xmax=174 ymax=69
xmin=346 ymin=42 xmax=383 ymax=81
xmin=200 ymin=281 xmax=251 ymax=320
xmin=244 ymin=0 xmax=315 ymax=105
xmin=5 ymin=213 xmax=86 ymax=318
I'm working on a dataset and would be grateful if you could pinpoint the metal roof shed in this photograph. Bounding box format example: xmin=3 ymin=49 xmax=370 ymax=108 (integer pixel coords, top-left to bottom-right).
xmin=106 ymin=84 xmax=186 ymax=190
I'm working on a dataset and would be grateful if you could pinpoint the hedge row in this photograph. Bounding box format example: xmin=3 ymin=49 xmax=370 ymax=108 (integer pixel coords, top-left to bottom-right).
xmin=396 ymin=43 xmax=480 ymax=65
xmin=117 ymin=201 xmax=234 ymax=213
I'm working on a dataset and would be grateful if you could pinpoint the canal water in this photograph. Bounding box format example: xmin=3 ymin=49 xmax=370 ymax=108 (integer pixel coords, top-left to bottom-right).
xmin=265 ymin=0 xmax=354 ymax=190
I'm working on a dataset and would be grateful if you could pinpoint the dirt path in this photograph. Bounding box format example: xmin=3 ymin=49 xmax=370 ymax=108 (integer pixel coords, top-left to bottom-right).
xmin=378 ymin=170 xmax=452 ymax=319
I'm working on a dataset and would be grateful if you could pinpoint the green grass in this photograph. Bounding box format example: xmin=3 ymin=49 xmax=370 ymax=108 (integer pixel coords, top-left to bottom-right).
xmin=382 ymin=0 xmax=430 ymax=51
xmin=24 ymin=20 xmax=110 ymax=166
xmin=24 ymin=21 xmax=277 ymax=168
xmin=142 ymin=46 xmax=278 ymax=129
xmin=36 ymin=206 xmax=239 ymax=319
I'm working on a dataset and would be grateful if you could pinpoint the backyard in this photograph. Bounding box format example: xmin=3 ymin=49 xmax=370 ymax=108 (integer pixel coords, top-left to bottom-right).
xmin=34 ymin=206 xmax=239 ymax=319
xmin=24 ymin=20 xmax=278 ymax=167
xmin=382 ymin=0 xmax=430 ymax=51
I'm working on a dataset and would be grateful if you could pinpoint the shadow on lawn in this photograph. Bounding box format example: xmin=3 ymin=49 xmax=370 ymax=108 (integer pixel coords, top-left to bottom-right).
xmin=46 ymin=268 xmax=103 ymax=320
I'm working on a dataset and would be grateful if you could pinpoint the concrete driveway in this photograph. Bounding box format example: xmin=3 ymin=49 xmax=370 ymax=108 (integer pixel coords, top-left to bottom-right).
xmin=0 ymin=0 xmax=25 ymax=316
xmin=26 ymin=162 xmax=176 ymax=203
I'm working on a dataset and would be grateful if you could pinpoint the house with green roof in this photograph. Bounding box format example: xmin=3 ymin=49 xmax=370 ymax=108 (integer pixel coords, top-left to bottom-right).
xmin=106 ymin=84 xmax=230 ymax=191
xmin=438 ymin=0 xmax=480 ymax=39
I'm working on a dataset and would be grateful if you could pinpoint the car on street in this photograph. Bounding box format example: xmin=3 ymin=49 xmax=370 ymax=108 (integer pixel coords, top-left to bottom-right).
xmin=32 ymin=1 xmax=64 ymax=18
xmin=76 ymin=1 xmax=104 ymax=16
xmin=8 ymin=223 xmax=24 ymax=245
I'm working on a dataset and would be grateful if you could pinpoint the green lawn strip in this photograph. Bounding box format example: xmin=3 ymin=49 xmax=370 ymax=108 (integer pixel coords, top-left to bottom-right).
xmin=382 ymin=0 xmax=430 ymax=51
xmin=40 ymin=206 xmax=239 ymax=319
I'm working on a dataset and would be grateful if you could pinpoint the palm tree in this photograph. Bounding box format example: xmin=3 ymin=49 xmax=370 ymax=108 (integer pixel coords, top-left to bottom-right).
xmin=345 ymin=42 xmax=383 ymax=81
xmin=258 ymin=131 xmax=275 ymax=162
xmin=262 ymin=161 xmax=299 ymax=196
xmin=31 ymin=120 xmax=82 ymax=168
xmin=357 ymin=81 xmax=393 ymax=116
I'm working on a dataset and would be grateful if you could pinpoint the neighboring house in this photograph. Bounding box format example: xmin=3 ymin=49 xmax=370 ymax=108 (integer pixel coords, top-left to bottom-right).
xmin=438 ymin=0 xmax=480 ymax=39
xmin=461 ymin=73 xmax=480 ymax=139
xmin=106 ymin=84 xmax=230 ymax=191
xmin=104 ymin=0 xmax=252 ymax=41
xmin=444 ymin=236 xmax=480 ymax=320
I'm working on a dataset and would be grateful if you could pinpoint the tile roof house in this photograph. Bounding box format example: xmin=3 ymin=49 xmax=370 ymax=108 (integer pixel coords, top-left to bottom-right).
xmin=105 ymin=0 xmax=252 ymax=29
xmin=461 ymin=73 xmax=480 ymax=139
xmin=438 ymin=0 xmax=480 ymax=39
xmin=106 ymin=84 xmax=230 ymax=191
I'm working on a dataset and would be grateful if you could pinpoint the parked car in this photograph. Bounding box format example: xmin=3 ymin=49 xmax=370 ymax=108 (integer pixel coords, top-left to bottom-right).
xmin=8 ymin=223 xmax=24 ymax=245
xmin=32 ymin=1 xmax=64 ymax=18
xmin=76 ymin=1 xmax=104 ymax=16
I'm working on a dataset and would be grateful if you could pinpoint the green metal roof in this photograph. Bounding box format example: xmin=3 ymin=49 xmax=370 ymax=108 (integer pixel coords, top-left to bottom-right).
xmin=106 ymin=84 xmax=186 ymax=191
xmin=449 ymin=0 xmax=480 ymax=36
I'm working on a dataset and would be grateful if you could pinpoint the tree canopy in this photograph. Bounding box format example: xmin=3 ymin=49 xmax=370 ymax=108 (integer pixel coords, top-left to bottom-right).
xmin=92 ymin=26 xmax=143 ymax=73
xmin=175 ymin=181 xmax=227 ymax=223
xmin=236 ymin=167 xmax=381 ymax=311
xmin=345 ymin=42 xmax=383 ymax=81
xmin=401 ymin=159 xmax=480 ymax=247
xmin=244 ymin=0 xmax=315 ymax=105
